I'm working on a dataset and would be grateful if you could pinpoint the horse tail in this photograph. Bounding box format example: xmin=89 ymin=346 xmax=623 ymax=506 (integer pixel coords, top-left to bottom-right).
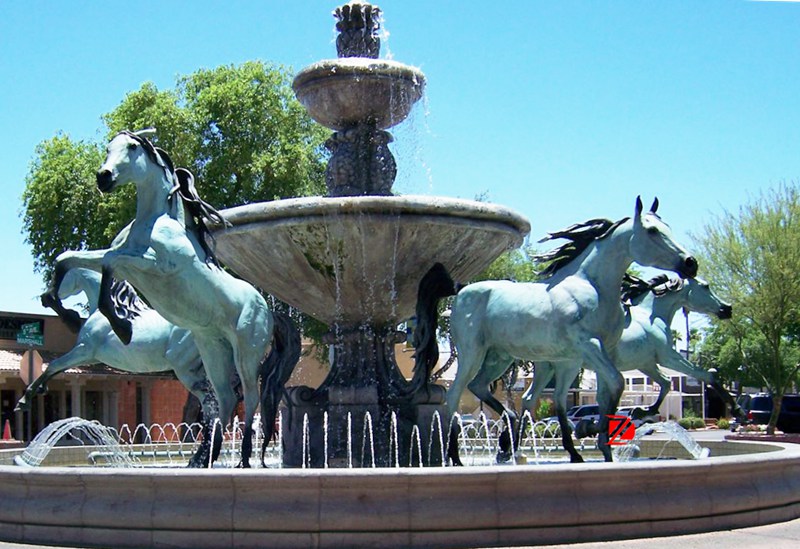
xmin=408 ymin=263 xmax=459 ymax=395
xmin=259 ymin=311 xmax=302 ymax=462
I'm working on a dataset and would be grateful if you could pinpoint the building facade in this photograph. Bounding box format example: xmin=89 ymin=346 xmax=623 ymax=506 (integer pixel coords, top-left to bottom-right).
xmin=0 ymin=311 xmax=189 ymax=441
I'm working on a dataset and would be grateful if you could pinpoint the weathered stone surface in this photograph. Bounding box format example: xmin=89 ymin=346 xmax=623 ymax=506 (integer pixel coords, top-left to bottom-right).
xmin=1 ymin=441 xmax=799 ymax=548
xmin=213 ymin=195 xmax=530 ymax=326
xmin=293 ymin=59 xmax=425 ymax=131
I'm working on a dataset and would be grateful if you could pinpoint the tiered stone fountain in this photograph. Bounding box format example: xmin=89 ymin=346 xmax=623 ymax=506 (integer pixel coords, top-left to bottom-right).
xmin=214 ymin=2 xmax=530 ymax=467
xmin=2 ymin=4 xmax=798 ymax=549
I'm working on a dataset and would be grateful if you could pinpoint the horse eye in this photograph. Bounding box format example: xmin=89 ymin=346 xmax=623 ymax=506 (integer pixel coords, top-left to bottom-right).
xmin=646 ymin=226 xmax=659 ymax=234
xmin=127 ymin=143 xmax=138 ymax=150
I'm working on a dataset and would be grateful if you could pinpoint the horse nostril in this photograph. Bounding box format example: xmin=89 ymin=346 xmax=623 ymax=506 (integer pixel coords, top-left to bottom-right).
xmin=96 ymin=169 xmax=113 ymax=191
xmin=682 ymin=256 xmax=698 ymax=278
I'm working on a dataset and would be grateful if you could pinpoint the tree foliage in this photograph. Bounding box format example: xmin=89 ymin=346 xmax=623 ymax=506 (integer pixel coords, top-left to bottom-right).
xmin=21 ymin=135 xmax=108 ymax=277
xmin=22 ymin=61 xmax=328 ymax=283
xmin=693 ymin=183 xmax=800 ymax=433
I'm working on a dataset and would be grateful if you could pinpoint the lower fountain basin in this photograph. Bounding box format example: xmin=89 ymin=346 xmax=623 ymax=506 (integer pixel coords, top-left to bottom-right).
xmin=213 ymin=195 xmax=530 ymax=326
xmin=1 ymin=440 xmax=798 ymax=548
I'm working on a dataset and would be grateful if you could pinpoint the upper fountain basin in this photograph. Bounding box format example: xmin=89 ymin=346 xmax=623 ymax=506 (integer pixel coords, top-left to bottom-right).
xmin=213 ymin=196 xmax=530 ymax=326
xmin=293 ymin=58 xmax=426 ymax=130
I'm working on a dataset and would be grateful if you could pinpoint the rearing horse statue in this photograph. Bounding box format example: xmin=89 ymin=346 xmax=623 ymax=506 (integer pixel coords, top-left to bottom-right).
xmin=43 ymin=130 xmax=301 ymax=467
xmin=523 ymin=273 xmax=744 ymax=461
xmin=20 ymin=267 xmax=229 ymax=467
xmin=415 ymin=198 xmax=698 ymax=463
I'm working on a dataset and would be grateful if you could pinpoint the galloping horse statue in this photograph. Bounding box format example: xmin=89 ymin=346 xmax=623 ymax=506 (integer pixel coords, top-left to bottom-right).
xmin=18 ymin=267 xmax=229 ymax=467
xmin=42 ymin=130 xmax=301 ymax=467
xmin=523 ymin=274 xmax=744 ymax=457
xmin=415 ymin=198 xmax=698 ymax=463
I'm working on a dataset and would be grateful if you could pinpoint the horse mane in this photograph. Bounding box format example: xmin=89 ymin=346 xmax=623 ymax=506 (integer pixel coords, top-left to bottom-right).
xmin=120 ymin=130 xmax=175 ymax=175
xmin=173 ymin=168 xmax=229 ymax=266
xmin=534 ymin=217 xmax=629 ymax=278
xmin=119 ymin=130 xmax=229 ymax=266
xmin=650 ymin=274 xmax=684 ymax=296
xmin=620 ymin=273 xmax=652 ymax=304
xmin=109 ymin=278 xmax=150 ymax=322
xmin=620 ymin=273 xmax=684 ymax=305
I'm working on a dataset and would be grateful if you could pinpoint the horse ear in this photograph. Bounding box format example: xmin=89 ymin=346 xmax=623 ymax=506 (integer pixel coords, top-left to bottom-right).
xmin=650 ymin=197 xmax=659 ymax=213
xmin=635 ymin=196 xmax=643 ymax=217
xmin=134 ymin=128 xmax=157 ymax=139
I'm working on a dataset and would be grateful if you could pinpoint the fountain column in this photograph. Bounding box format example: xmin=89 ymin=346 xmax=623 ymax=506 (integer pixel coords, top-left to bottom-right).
xmin=284 ymin=2 xmax=445 ymax=467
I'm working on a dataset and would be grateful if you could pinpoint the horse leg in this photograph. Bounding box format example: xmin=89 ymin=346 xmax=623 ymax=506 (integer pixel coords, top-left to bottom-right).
xmin=521 ymin=361 xmax=554 ymax=417
xmin=172 ymin=360 xmax=220 ymax=468
xmin=466 ymin=350 xmax=516 ymax=463
xmin=550 ymin=362 xmax=584 ymax=463
xmin=233 ymin=304 xmax=272 ymax=469
xmin=445 ymin=344 xmax=486 ymax=414
xmin=579 ymin=339 xmax=624 ymax=462
xmin=194 ymin=338 xmax=238 ymax=468
xmin=640 ymin=365 xmax=670 ymax=416
xmin=446 ymin=422 xmax=464 ymax=467
xmin=658 ymin=348 xmax=745 ymax=420
xmin=45 ymin=250 xmax=108 ymax=329
xmin=16 ymin=343 xmax=94 ymax=412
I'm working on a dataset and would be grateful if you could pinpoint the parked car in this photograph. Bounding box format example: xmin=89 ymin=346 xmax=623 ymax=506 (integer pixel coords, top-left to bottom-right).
xmin=615 ymin=406 xmax=660 ymax=429
xmin=567 ymin=404 xmax=600 ymax=424
xmin=730 ymin=393 xmax=800 ymax=433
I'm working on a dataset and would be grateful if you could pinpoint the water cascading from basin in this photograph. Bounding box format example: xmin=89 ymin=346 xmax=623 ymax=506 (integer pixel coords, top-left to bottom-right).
xmin=213 ymin=2 xmax=530 ymax=468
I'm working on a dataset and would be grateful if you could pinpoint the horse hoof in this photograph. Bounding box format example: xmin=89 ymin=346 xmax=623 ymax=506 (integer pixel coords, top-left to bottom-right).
xmin=186 ymin=456 xmax=209 ymax=468
xmin=570 ymin=454 xmax=584 ymax=464
xmin=495 ymin=451 xmax=513 ymax=464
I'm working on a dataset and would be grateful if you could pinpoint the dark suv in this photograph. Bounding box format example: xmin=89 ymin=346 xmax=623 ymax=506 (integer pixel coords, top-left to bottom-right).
xmin=732 ymin=393 xmax=800 ymax=433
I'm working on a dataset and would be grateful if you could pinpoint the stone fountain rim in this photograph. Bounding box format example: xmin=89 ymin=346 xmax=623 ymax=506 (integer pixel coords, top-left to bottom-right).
xmin=292 ymin=57 xmax=426 ymax=90
xmin=214 ymin=195 xmax=531 ymax=235
xmin=1 ymin=441 xmax=798 ymax=548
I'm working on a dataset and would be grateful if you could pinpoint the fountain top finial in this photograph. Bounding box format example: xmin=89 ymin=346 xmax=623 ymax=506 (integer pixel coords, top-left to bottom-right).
xmin=333 ymin=2 xmax=382 ymax=58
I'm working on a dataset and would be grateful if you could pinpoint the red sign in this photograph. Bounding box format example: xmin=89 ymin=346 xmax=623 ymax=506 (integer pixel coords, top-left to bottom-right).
xmin=607 ymin=414 xmax=635 ymax=445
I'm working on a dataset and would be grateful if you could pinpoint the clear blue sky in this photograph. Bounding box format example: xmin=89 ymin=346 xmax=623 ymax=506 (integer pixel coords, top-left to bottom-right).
xmin=1 ymin=1 xmax=799 ymax=320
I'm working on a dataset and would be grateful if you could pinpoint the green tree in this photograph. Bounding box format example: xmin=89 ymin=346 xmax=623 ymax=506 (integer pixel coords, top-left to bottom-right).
xmin=103 ymin=61 xmax=328 ymax=209
xmin=22 ymin=61 xmax=327 ymax=285
xmin=21 ymin=135 xmax=108 ymax=279
xmin=693 ymin=183 xmax=800 ymax=434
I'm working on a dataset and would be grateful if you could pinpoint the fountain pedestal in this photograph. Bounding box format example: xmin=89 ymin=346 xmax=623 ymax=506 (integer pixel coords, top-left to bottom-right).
xmin=214 ymin=3 xmax=531 ymax=467
xmin=282 ymin=324 xmax=449 ymax=467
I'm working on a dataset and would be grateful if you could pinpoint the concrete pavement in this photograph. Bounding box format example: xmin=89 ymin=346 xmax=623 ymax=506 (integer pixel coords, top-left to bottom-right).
xmin=533 ymin=517 xmax=800 ymax=548
xmin=0 ymin=518 xmax=798 ymax=548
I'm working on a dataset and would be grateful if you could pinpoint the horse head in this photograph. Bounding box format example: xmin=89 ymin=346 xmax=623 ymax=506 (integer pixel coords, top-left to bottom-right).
xmin=630 ymin=197 xmax=698 ymax=279
xmin=682 ymin=278 xmax=733 ymax=319
xmin=96 ymin=129 xmax=174 ymax=194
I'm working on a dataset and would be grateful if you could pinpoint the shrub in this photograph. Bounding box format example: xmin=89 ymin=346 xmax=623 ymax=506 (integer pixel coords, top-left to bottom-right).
xmin=677 ymin=418 xmax=693 ymax=430
xmin=691 ymin=417 xmax=705 ymax=429
xmin=717 ymin=418 xmax=730 ymax=430
xmin=534 ymin=399 xmax=554 ymax=421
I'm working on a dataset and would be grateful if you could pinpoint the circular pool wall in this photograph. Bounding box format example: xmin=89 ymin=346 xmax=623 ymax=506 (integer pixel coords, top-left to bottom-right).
xmin=0 ymin=440 xmax=799 ymax=548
